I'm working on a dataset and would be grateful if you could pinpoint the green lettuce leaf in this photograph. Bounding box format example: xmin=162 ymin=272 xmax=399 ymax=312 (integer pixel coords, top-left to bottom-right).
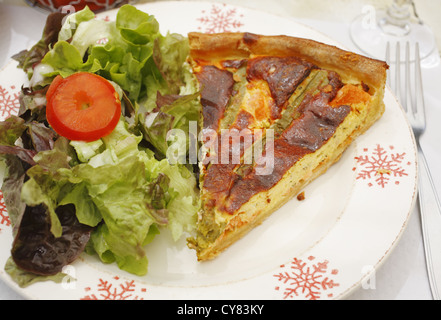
xmin=39 ymin=4 xmax=197 ymax=105
xmin=3 ymin=4 xmax=201 ymax=280
xmin=12 ymin=12 xmax=68 ymax=78
xmin=0 ymin=116 xmax=26 ymax=146
xmin=39 ymin=5 xmax=162 ymax=102
xmin=5 ymin=257 xmax=70 ymax=288
xmin=41 ymin=41 xmax=85 ymax=78
xmin=153 ymin=33 xmax=194 ymax=95
xmin=58 ymin=118 xmax=197 ymax=275
xmin=116 ymin=4 xmax=159 ymax=45
xmin=57 ymin=5 xmax=95 ymax=42
xmin=140 ymin=92 xmax=200 ymax=159
xmin=156 ymin=161 xmax=198 ymax=241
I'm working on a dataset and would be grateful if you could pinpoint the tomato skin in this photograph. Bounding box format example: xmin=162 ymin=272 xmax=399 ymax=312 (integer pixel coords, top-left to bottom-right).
xmin=46 ymin=72 xmax=122 ymax=142
xmin=33 ymin=0 xmax=119 ymax=12
xmin=46 ymin=75 xmax=63 ymax=102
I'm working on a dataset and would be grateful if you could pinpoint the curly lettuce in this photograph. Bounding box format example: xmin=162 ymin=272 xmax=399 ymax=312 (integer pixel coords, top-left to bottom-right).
xmin=2 ymin=4 xmax=201 ymax=284
xmin=39 ymin=5 xmax=195 ymax=102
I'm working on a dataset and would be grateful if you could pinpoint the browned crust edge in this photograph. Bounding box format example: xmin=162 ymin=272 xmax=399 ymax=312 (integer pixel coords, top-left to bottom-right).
xmin=188 ymin=32 xmax=388 ymax=92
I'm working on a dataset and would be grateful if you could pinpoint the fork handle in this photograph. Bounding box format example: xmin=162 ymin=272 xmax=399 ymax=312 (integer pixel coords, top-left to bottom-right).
xmin=417 ymin=143 xmax=441 ymax=300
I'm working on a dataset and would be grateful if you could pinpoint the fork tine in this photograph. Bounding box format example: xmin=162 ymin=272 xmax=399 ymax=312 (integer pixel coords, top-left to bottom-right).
xmin=392 ymin=41 xmax=441 ymax=301
xmin=395 ymin=42 xmax=402 ymax=106
xmin=387 ymin=41 xmax=426 ymax=129
xmin=386 ymin=42 xmax=391 ymax=88
xmin=404 ymin=42 xmax=413 ymax=115
xmin=415 ymin=42 xmax=426 ymax=121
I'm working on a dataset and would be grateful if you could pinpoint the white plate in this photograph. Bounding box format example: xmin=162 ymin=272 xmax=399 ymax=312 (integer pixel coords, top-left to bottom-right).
xmin=0 ymin=1 xmax=417 ymax=300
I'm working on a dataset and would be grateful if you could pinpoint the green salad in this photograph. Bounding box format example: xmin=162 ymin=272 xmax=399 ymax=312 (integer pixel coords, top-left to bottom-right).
xmin=0 ymin=5 xmax=201 ymax=287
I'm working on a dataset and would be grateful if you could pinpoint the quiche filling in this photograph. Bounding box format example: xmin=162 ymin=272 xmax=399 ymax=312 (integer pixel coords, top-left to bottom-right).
xmin=188 ymin=53 xmax=374 ymax=255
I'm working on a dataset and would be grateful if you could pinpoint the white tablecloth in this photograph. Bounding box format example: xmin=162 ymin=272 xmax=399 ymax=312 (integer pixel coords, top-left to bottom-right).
xmin=0 ymin=0 xmax=440 ymax=300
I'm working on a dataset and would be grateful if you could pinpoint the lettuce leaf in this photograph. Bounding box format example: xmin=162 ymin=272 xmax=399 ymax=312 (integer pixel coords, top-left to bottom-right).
xmin=140 ymin=92 xmax=200 ymax=159
xmin=12 ymin=12 xmax=67 ymax=78
xmin=0 ymin=116 xmax=26 ymax=146
xmin=1 ymin=100 xmax=198 ymax=278
xmin=39 ymin=5 xmax=161 ymax=102
xmin=57 ymin=5 xmax=96 ymax=42
xmin=2 ymin=4 xmax=201 ymax=280
xmin=14 ymin=119 xmax=198 ymax=276
xmin=39 ymin=4 xmax=201 ymax=162
xmin=39 ymin=5 xmax=198 ymax=104
xmin=57 ymin=118 xmax=197 ymax=275
xmin=116 ymin=4 xmax=159 ymax=45
xmin=4 ymin=257 xmax=69 ymax=288
xmin=41 ymin=41 xmax=85 ymax=78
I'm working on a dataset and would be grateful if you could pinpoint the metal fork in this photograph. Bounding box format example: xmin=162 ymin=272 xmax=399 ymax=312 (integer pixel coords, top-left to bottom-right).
xmin=386 ymin=42 xmax=441 ymax=300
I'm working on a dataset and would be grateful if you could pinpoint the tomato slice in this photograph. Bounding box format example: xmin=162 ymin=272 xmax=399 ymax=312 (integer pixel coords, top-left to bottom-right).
xmin=46 ymin=72 xmax=121 ymax=142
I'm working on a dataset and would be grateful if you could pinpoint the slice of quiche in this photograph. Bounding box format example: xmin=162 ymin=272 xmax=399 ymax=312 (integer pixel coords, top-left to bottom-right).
xmin=187 ymin=32 xmax=388 ymax=261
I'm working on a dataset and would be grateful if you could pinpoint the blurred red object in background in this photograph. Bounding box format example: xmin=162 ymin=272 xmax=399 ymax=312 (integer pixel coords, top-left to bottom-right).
xmin=25 ymin=0 xmax=131 ymax=12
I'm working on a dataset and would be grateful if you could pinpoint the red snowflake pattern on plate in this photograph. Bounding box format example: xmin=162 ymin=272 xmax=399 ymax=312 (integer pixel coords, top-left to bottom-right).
xmin=197 ymin=3 xmax=244 ymax=33
xmin=274 ymin=256 xmax=339 ymax=300
xmin=353 ymin=144 xmax=410 ymax=188
xmin=0 ymin=191 xmax=11 ymax=232
xmin=81 ymin=276 xmax=147 ymax=300
xmin=0 ymin=85 xmax=20 ymax=120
